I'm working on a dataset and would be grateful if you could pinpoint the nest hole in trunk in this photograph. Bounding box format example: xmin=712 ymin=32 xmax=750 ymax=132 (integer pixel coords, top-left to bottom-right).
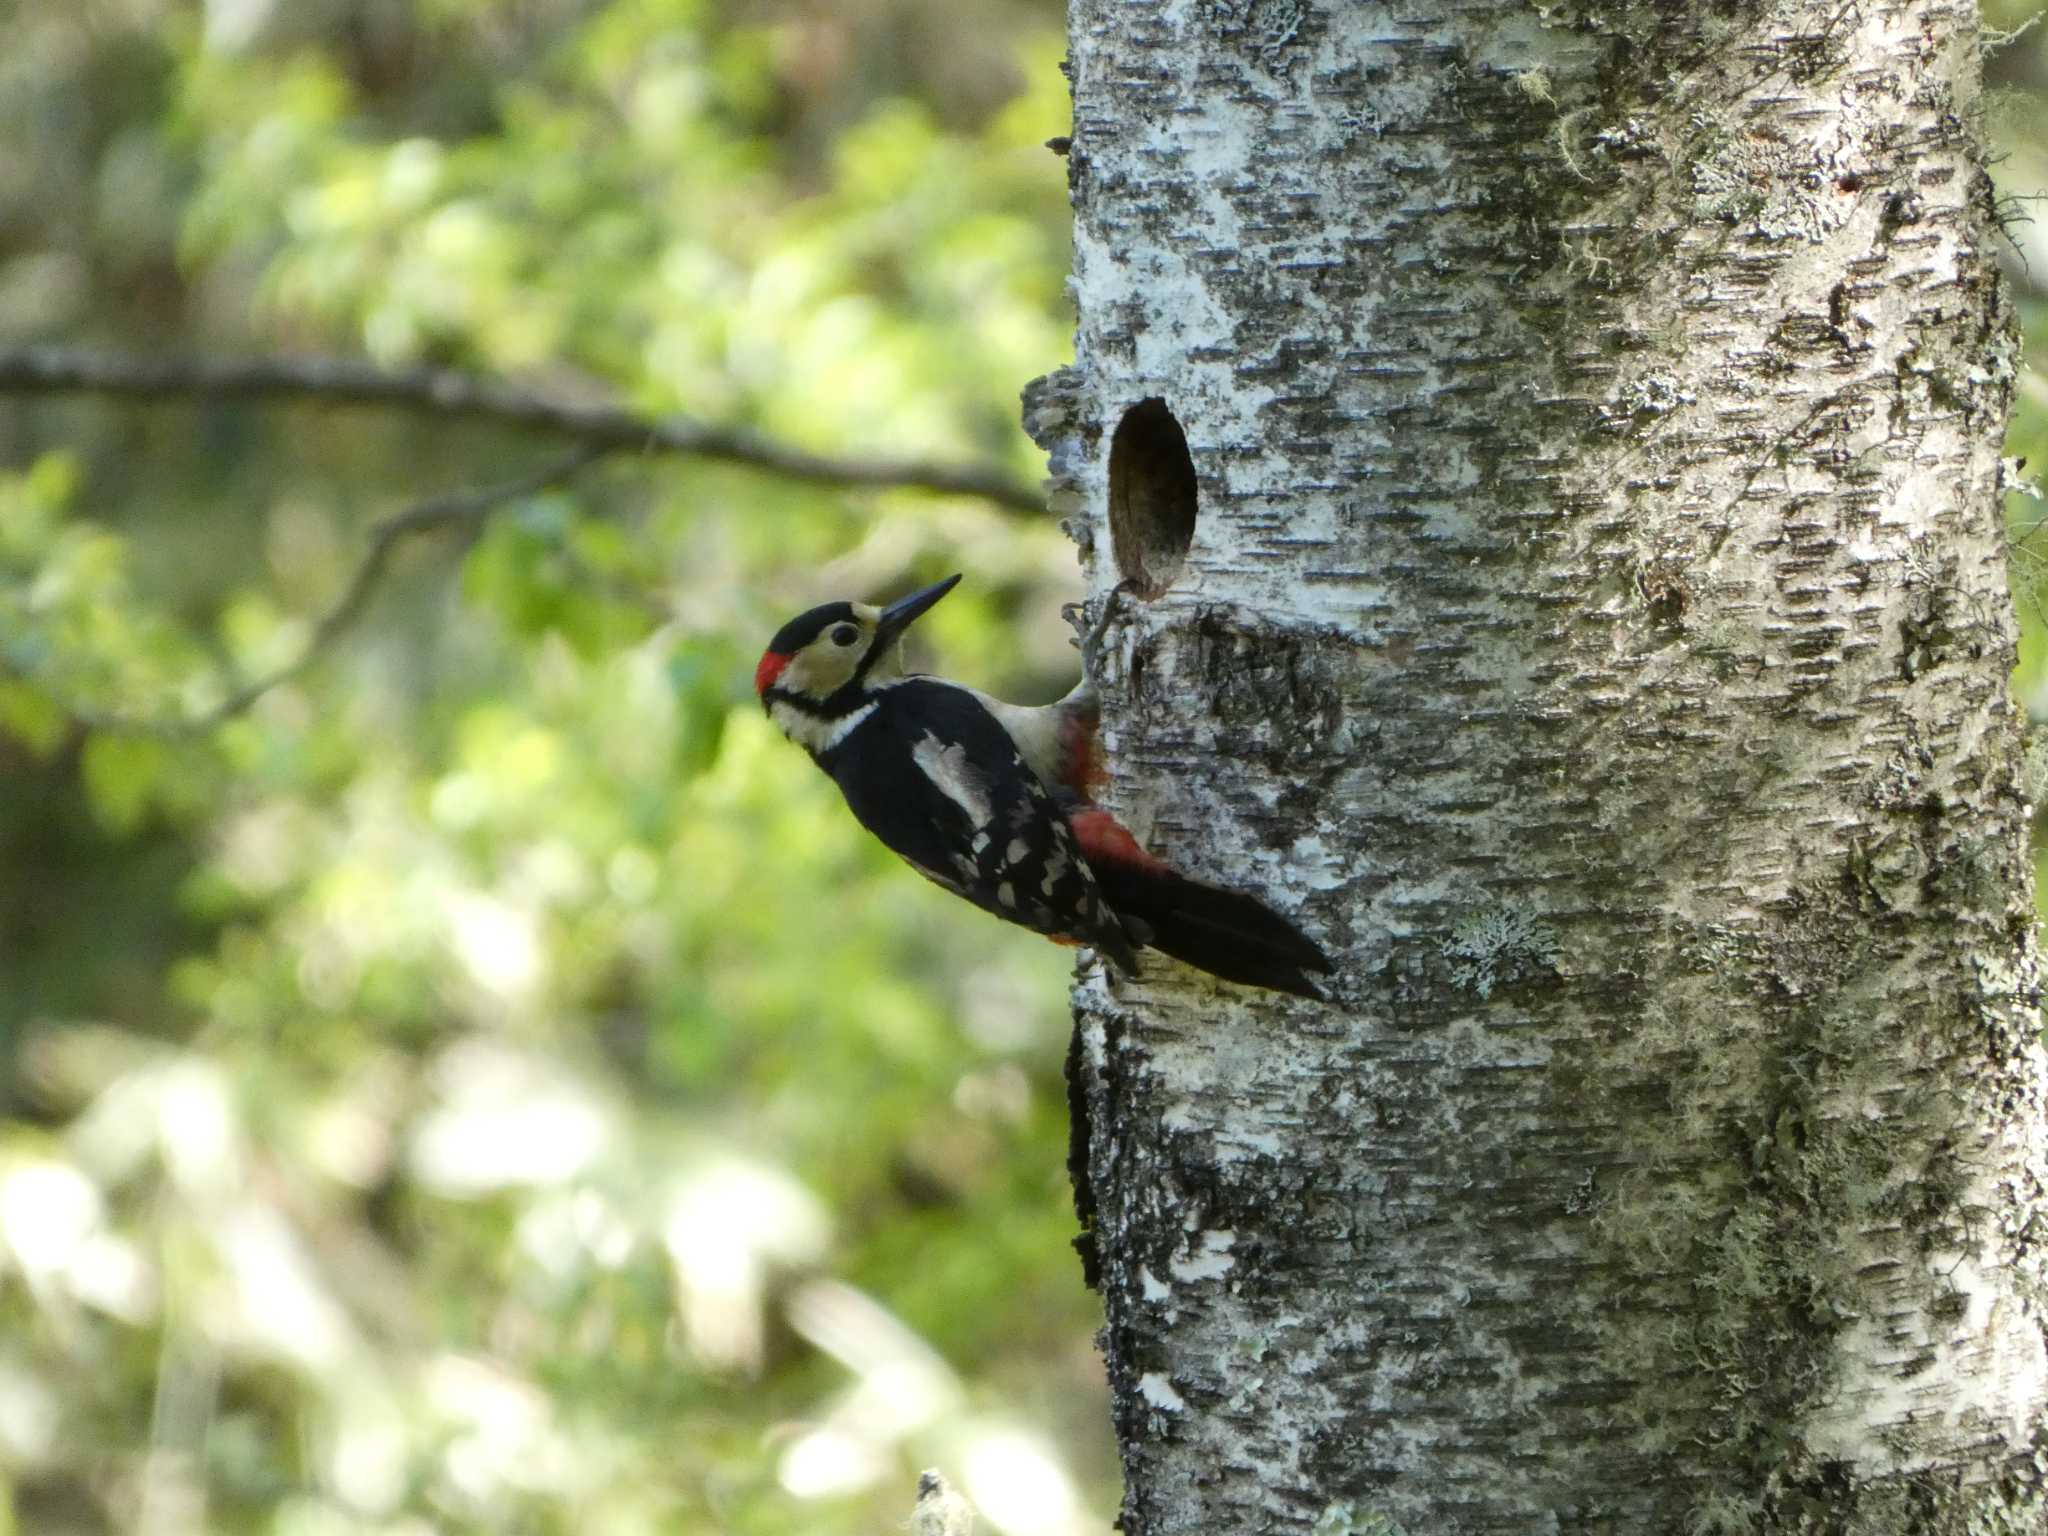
xmin=1108 ymin=397 xmax=1197 ymax=598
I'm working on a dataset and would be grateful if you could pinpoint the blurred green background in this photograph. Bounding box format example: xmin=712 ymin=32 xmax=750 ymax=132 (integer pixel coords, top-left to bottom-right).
xmin=0 ymin=4 xmax=2044 ymax=1534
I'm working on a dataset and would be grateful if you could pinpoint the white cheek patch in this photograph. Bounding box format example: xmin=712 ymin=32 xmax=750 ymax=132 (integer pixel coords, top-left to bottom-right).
xmin=791 ymin=656 xmax=845 ymax=696
xmin=913 ymin=733 xmax=994 ymax=828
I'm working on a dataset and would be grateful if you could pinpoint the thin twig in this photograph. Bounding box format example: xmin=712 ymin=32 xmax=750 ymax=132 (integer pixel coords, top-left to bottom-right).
xmin=0 ymin=346 xmax=1045 ymax=514
xmin=48 ymin=448 xmax=602 ymax=738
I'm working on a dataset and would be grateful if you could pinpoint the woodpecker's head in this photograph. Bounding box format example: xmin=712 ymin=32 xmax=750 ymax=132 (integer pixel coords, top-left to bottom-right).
xmin=756 ymin=573 xmax=959 ymax=748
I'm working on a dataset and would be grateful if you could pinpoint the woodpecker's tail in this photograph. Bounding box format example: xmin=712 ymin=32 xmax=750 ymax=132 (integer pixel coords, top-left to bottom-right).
xmin=1117 ymin=872 xmax=1333 ymax=999
xmin=1070 ymin=810 xmax=1332 ymax=999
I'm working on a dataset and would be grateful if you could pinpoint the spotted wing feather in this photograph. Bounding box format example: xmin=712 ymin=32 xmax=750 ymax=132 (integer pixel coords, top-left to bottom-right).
xmin=825 ymin=680 xmax=1139 ymax=972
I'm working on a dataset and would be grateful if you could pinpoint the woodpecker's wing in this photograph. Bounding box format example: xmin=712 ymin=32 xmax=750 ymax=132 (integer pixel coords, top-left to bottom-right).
xmin=825 ymin=679 xmax=1140 ymax=972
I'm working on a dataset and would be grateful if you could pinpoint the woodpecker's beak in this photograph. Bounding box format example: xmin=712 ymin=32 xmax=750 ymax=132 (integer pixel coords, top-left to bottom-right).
xmin=874 ymin=573 xmax=961 ymax=649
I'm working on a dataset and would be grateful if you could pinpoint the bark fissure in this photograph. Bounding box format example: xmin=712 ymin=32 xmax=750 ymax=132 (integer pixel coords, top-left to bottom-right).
xmin=1037 ymin=2 xmax=2048 ymax=1530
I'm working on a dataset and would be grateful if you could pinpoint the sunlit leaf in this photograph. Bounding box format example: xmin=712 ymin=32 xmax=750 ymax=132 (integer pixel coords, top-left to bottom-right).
xmin=79 ymin=733 xmax=170 ymax=835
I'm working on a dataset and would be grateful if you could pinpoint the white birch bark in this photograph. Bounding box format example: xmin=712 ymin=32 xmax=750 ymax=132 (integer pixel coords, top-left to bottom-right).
xmin=1027 ymin=2 xmax=2048 ymax=1530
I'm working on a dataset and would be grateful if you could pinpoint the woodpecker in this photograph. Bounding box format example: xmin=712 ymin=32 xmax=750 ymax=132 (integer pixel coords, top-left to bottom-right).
xmin=755 ymin=574 xmax=1331 ymax=998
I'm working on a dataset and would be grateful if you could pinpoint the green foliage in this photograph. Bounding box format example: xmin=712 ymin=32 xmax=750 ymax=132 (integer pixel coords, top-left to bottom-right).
xmin=0 ymin=2 xmax=1103 ymax=1534
xmin=1982 ymin=0 xmax=2048 ymax=921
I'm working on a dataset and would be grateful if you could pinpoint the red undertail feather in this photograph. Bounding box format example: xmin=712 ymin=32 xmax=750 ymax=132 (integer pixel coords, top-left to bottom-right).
xmin=1068 ymin=809 xmax=1172 ymax=877
xmin=1058 ymin=699 xmax=1108 ymax=799
xmin=1068 ymin=809 xmax=1332 ymax=999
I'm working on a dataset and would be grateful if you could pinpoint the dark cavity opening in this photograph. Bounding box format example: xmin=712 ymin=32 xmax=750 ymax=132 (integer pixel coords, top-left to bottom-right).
xmin=1107 ymin=398 xmax=1197 ymax=599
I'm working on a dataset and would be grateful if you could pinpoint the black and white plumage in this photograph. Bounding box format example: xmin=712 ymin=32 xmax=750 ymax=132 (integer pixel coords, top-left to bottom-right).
xmin=826 ymin=676 xmax=1139 ymax=970
xmin=755 ymin=574 xmax=1330 ymax=998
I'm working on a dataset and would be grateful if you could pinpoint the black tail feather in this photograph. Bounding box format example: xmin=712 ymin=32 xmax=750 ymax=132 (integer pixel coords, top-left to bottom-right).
xmin=1094 ymin=864 xmax=1332 ymax=999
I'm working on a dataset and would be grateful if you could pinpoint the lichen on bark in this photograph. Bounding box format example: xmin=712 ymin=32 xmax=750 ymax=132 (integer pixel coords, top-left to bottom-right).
xmin=1038 ymin=2 xmax=2048 ymax=1531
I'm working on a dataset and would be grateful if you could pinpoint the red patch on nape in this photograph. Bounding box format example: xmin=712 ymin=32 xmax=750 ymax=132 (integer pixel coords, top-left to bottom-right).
xmin=754 ymin=651 xmax=792 ymax=695
xmin=1068 ymin=809 xmax=1173 ymax=877
xmin=1060 ymin=712 xmax=1109 ymax=798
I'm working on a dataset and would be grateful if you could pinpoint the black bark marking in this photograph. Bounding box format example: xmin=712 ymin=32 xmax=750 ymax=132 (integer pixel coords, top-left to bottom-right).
xmin=1065 ymin=1018 xmax=1102 ymax=1291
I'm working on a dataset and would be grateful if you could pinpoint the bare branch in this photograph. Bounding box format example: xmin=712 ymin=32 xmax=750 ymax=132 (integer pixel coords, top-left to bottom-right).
xmin=0 ymin=346 xmax=1045 ymax=514
xmin=910 ymin=1471 xmax=975 ymax=1536
xmin=44 ymin=449 xmax=603 ymax=739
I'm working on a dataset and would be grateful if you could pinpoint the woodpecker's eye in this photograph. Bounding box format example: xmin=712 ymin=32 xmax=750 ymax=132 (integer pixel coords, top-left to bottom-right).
xmin=830 ymin=624 xmax=859 ymax=647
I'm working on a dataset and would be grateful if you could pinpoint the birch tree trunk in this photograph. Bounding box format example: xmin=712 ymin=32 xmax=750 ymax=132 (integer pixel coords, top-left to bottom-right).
xmin=1027 ymin=2 xmax=2048 ymax=1530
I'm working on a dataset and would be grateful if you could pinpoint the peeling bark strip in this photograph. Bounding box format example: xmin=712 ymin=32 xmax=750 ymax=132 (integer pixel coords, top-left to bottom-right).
xmin=1035 ymin=2 xmax=2048 ymax=1531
